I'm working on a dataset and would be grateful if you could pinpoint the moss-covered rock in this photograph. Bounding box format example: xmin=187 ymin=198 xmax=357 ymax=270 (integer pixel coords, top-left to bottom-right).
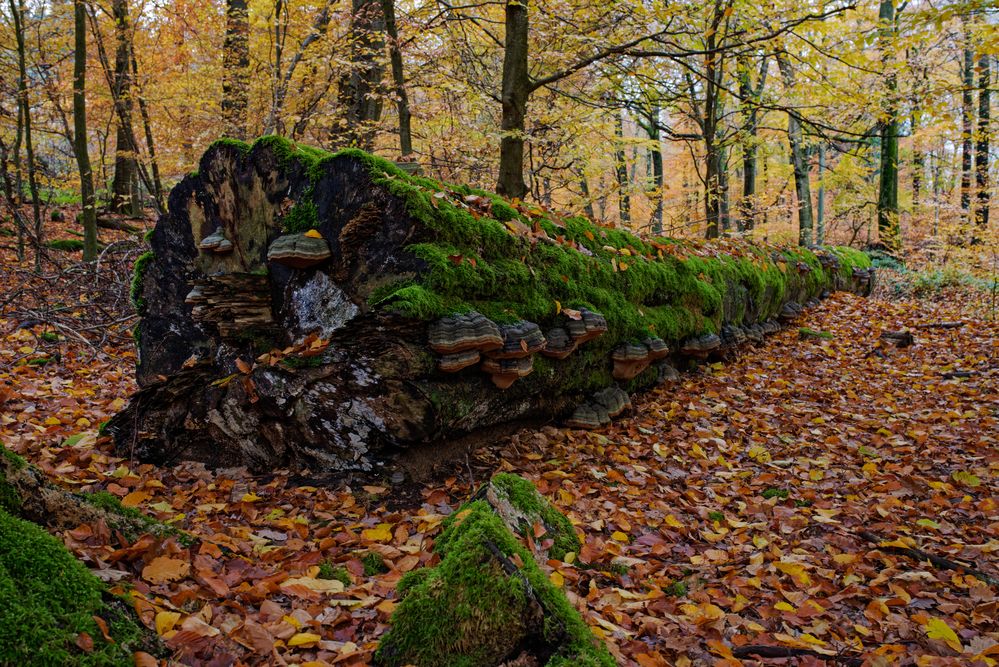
xmin=376 ymin=478 xmax=612 ymax=667
xmin=0 ymin=506 xmax=147 ymax=665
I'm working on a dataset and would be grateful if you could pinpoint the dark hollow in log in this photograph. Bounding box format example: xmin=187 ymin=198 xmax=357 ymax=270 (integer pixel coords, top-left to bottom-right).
xmin=109 ymin=136 xmax=874 ymax=473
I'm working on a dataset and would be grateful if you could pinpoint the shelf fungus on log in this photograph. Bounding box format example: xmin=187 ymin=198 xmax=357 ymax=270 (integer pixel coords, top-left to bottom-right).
xmin=198 ymin=230 xmax=233 ymax=253
xmin=592 ymin=386 xmax=631 ymax=418
xmin=481 ymin=356 xmax=533 ymax=389
xmin=109 ymin=136 xmax=874 ymax=472
xmin=540 ymin=327 xmax=576 ymax=359
xmin=682 ymin=333 xmax=722 ymax=358
xmin=779 ymin=301 xmax=805 ymax=321
xmin=267 ymin=232 xmax=332 ymax=269
xmin=612 ymin=342 xmax=653 ymax=380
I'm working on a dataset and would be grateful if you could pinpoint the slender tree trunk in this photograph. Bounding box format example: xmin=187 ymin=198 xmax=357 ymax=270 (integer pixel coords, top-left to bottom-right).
xmin=497 ymin=0 xmax=529 ymax=199
xmin=335 ymin=0 xmax=385 ymax=150
xmin=12 ymin=98 xmax=25 ymax=260
xmin=615 ymin=111 xmax=630 ymax=224
xmin=110 ymin=0 xmax=138 ymax=214
xmin=222 ymin=0 xmax=250 ymax=139
xmin=11 ymin=0 xmax=42 ymax=269
xmin=646 ymin=113 xmax=664 ymax=234
xmin=912 ymin=115 xmax=923 ymax=210
xmin=876 ymin=0 xmax=899 ymax=248
xmin=960 ymin=25 xmax=974 ymax=218
xmin=776 ymin=53 xmax=813 ymax=246
xmin=382 ymin=0 xmax=412 ymax=156
xmin=578 ymin=170 xmax=595 ymax=219
xmin=131 ymin=51 xmax=164 ymax=211
xmin=737 ymin=59 xmax=759 ymax=231
xmin=719 ymin=145 xmax=730 ymax=233
xmin=817 ymin=143 xmax=825 ymax=244
xmin=74 ymin=0 xmax=98 ymax=261
xmin=975 ymin=53 xmax=990 ymax=229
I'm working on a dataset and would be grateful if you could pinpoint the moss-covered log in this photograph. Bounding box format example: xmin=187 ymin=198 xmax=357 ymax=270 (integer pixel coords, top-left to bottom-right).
xmin=0 ymin=446 xmax=163 ymax=664
xmin=109 ymin=136 xmax=873 ymax=472
xmin=376 ymin=473 xmax=612 ymax=667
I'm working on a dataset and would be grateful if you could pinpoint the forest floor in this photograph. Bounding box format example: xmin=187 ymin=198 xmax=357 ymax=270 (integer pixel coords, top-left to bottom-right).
xmin=1 ymin=223 xmax=998 ymax=666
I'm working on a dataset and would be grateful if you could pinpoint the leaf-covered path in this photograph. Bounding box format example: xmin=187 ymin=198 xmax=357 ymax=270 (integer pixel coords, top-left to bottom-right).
xmin=2 ymin=283 xmax=997 ymax=666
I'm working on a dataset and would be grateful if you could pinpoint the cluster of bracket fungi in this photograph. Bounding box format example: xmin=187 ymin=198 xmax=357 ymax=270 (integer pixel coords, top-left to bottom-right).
xmin=428 ymin=309 xmax=608 ymax=389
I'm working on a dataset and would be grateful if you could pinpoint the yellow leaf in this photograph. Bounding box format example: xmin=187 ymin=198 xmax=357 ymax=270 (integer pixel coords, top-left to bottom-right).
xmin=154 ymin=611 xmax=180 ymax=636
xmin=362 ymin=523 xmax=394 ymax=542
xmin=611 ymin=531 xmax=629 ymax=543
xmin=303 ymin=229 xmax=323 ymax=238
xmin=923 ymin=617 xmax=963 ymax=652
xmin=663 ymin=514 xmax=684 ymax=529
xmin=774 ymin=601 xmax=795 ymax=612
xmin=282 ymin=614 xmax=301 ymax=629
xmin=776 ymin=561 xmax=812 ymax=586
xmin=554 ymin=300 xmax=561 ymax=314
xmin=121 ymin=490 xmax=151 ymax=508
xmin=142 ymin=556 xmax=190 ymax=584
xmin=550 ymin=571 xmax=564 ymax=587
xmin=287 ymin=632 xmax=321 ymax=647
xmin=240 ymin=493 xmax=262 ymax=502
xmin=44 ymin=416 xmax=62 ymax=426
xmin=690 ymin=443 xmax=707 ymax=459
xmin=280 ymin=576 xmax=345 ymax=593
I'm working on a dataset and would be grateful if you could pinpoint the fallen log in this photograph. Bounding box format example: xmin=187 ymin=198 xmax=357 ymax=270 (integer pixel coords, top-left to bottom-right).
xmin=108 ymin=136 xmax=873 ymax=472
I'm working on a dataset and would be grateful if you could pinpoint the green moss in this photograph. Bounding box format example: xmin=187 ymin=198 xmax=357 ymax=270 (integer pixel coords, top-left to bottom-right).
xmin=45 ymin=239 xmax=85 ymax=252
xmin=282 ymin=199 xmax=318 ymax=233
xmin=490 ymin=473 xmax=581 ymax=561
xmin=81 ymin=491 xmax=173 ymax=541
xmin=707 ymin=511 xmax=724 ymax=523
xmin=130 ymin=251 xmax=154 ymax=316
xmin=798 ymin=327 xmax=833 ymax=340
xmin=665 ymin=580 xmax=688 ymax=597
xmin=762 ymin=487 xmax=790 ymax=500
xmin=0 ymin=446 xmax=25 ymax=514
xmin=318 ymin=561 xmax=351 ymax=586
xmin=0 ymin=447 xmax=26 ymax=471
xmin=377 ymin=499 xmax=612 ymax=667
xmin=362 ymin=552 xmax=389 ymax=577
xmin=0 ymin=507 xmax=146 ymax=665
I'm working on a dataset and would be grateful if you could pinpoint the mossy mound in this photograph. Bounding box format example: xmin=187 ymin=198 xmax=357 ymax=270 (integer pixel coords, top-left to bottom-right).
xmin=488 ymin=472 xmax=580 ymax=562
xmin=0 ymin=506 xmax=145 ymax=665
xmin=376 ymin=479 xmax=612 ymax=667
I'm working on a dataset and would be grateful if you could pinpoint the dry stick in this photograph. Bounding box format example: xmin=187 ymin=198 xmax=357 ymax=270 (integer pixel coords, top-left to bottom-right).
xmin=857 ymin=530 xmax=998 ymax=586
xmin=914 ymin=321 xmax=965 ymax=329
xmin=731 ymin=645 xmax=864 ymax=666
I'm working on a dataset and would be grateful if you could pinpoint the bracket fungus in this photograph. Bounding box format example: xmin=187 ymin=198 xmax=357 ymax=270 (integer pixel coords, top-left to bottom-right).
xmin=681 ymin=333 xmax=721 ymax=358
xmin=481 ymin=356 xmax=533 ymax=389
xmin=612 ymin=342 xmax=652 ymax=380
xmin=266 ymin=233 xmax=332 ymax=269
xmin=643 ymin=336 xmax=669 ymax=359
xmin=438 ymin=350 xmax=481 ymax=373
xmin=198 ymin=230 xmax=233 ymax=253
xmin=565 ymin=308 xmax=607 ymax=344
xmin=487 ymin=322 xmax=546 ymax=359
xmin=428 ymin=312 xmax=503 ymax=355
xmin=721 ymin=325 xmax=748 ymax=347
xmin=566 ymin=403 xmax=607 ymax=430
xmin=540 ymin=327 xmax=576 ymax=359
xmin=779 ymin=302 xmax=804 ymax=321
xmin=592 ymin=386 xmax=631 ymax=418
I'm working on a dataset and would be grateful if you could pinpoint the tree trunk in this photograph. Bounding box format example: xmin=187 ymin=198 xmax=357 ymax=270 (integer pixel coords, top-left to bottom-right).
xmin=382 ymin=0 xmax=412 ymax=156
xmin=131 ymin=51 xmax=164 ymax=211
xmin=110 ymin=0 xmax=139 ymax=215
xmin=11 ymin=92 xmax=25 ymax=260
xmin=974 ymin=53 xmax=990 ymax=229
xmin=816 ymin=143 xmax=825 ymax=245
xmin=11 ymin=0 xmax=42 ymax=269
xmin=876 ymin=0 xmax=899 ymax=249
xmin=960 ymin=25 xmax=974 ymax=218
xmin=109 ymin=138 xmax=874 ymax=474
xmin=335 ymin=0 xmax=385 ymax=150
xmin=578 ymin=169 xmax=595 ymax=219
xmin=497 ymin=0 xmax=529 ymax=200
xmin=222 ymin=0 xmax=250 ymax=139
xmin=73 ymin=0 xmax=98 ymax=261
xmin=647 ymin=114 xmax=664 ymax=234
xmin=737 ymin=57 xmax=759 ymax=231
xmin=615 ymin=111 xmax=630 ymax=225
xmin=776 ymin=54 xmax=813 ymax=246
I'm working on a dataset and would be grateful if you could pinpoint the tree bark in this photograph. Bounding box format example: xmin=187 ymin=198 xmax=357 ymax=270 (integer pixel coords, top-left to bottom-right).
xmin=109 ymin=139 xmax=874 ymax=474
xmin=497 ymin=0 xmax=530 ymax=200
xmin=110 ymin=0 xmax=139 ymax=215
xmin=11 ymin=0 xmax=42 ymax=269
xmin=222 ymin=0 xmax=250 ymax=140
xmin=816 ymin=143 xmax=826 ymax=245
xmin=334 ymin=0 xmax=385 ymax=150
xmin=615 ymin=111 xmax=630 ymax=224
xmin=776 ymin=53 xmax=813 ymax=246
xmin=974 ymin=53 xmax=990 ymax=229
xmin=74 ymin=0 xmax=99 ymax=261
xmin=131 ymin=51 xmax=164 ymax=211
xmin=960 ymin=24 xmax=974 ymax=218
xmin=876 ymin=0 xmax=899 ymax=249
xmin=382 ymin=0 xmax=412 ymax=156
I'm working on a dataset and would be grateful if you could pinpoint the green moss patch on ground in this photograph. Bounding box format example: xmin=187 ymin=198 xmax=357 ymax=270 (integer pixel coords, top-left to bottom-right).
xmin=376 ymin=482 xmax=612 ymax=667
xmin=130 ymin=250 xmax=154 ymax=316
xmin=0 ymin=506 xmax=145 ymax=665
xmin=490 ymin=473 xmax=580 ymax=561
